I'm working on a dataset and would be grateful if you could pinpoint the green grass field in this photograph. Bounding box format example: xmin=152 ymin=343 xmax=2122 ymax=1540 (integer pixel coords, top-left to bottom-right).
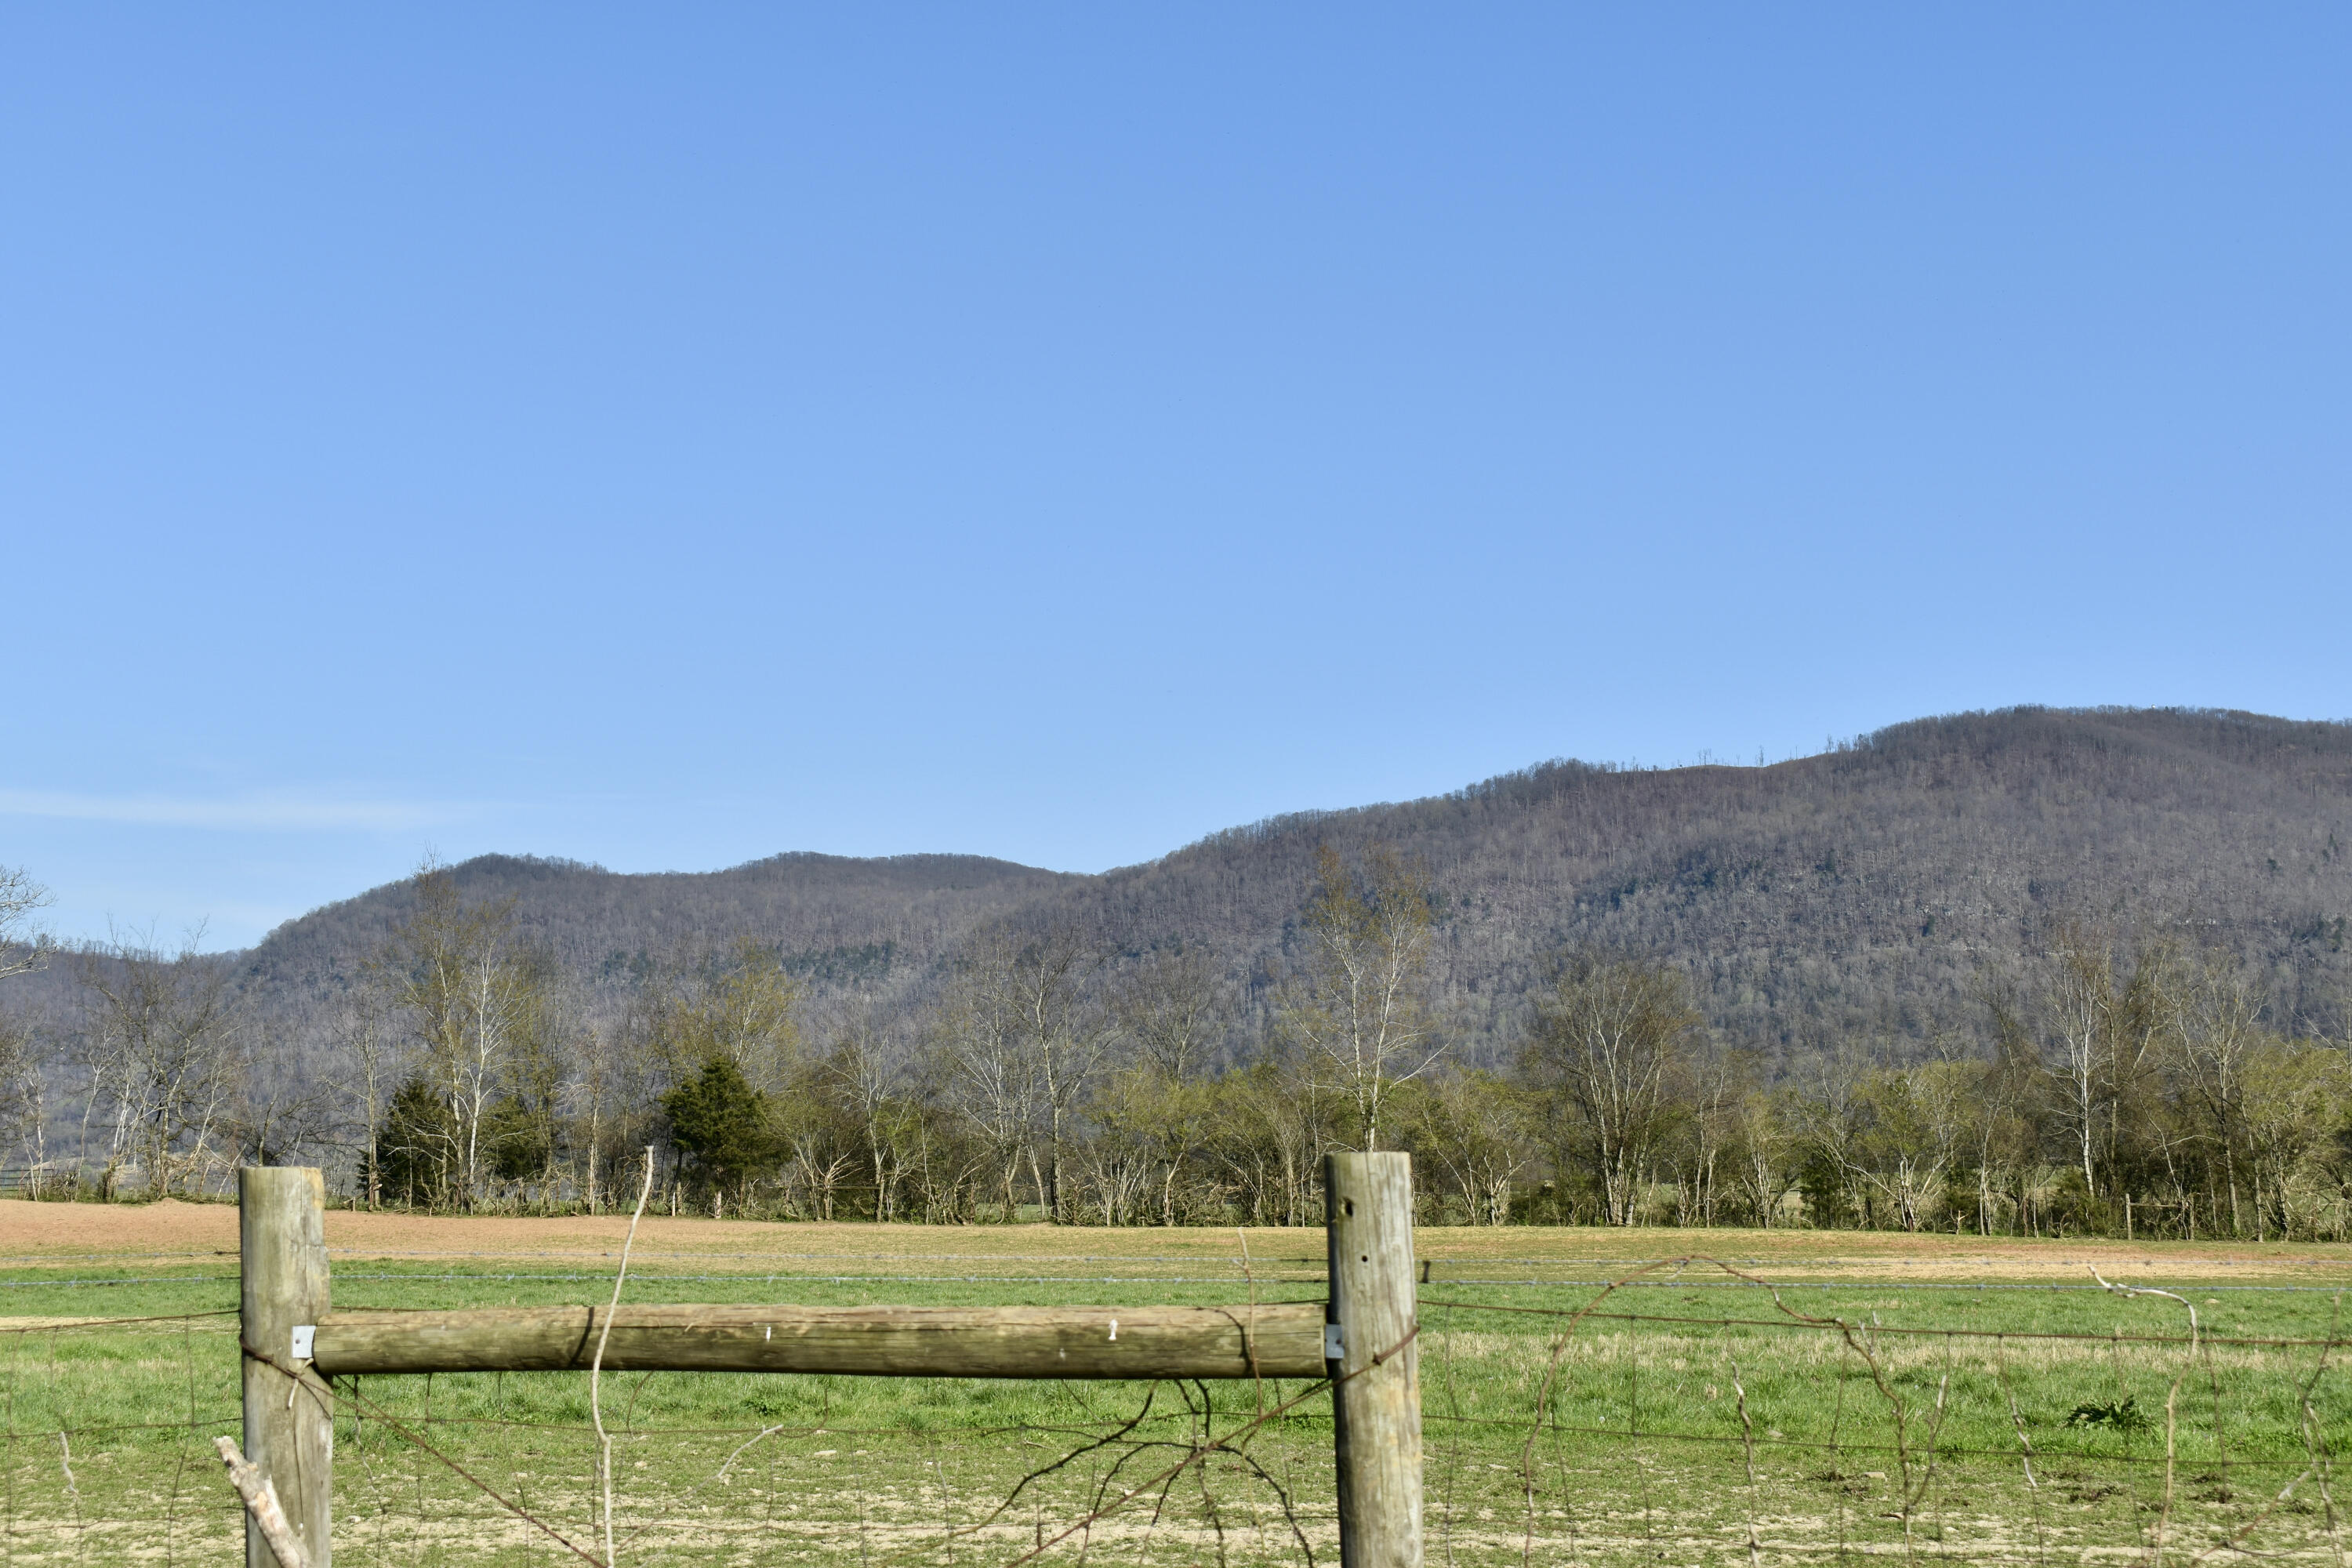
xmin=3 ymin=1214 xmax=2349 ymax=1565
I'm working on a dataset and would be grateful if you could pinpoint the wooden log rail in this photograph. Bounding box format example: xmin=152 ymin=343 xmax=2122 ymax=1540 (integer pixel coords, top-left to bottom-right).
xmin=311 ymin=1301 xmax=1325 ymax=1380
xmin=242 ymin=1154 xmax=1422 ymax=1567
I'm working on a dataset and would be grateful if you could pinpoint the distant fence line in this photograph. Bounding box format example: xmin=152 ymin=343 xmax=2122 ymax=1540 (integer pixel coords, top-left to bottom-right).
xmin=0 ymin=1157 xmax=245 ymax=1201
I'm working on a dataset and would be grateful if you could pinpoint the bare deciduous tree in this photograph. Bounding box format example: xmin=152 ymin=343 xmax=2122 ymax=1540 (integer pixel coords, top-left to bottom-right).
xmin=2045 ymin=922 xmax=2114 ymax=1196
xmin=1283 ymin=845 xmax=1442 ymax=1152
xmin=948 ymin=925 xmax=1110 ymax=1221
xmin=1406 ymin=1070 xmax=1535 ymax=1225
xmin=330 ymin=994 xmax=404 ymax=1208
xmin=1853 ymin=1058 xmax=1974 ymax=1233
xmin=1523 ymin=951 xmax=1702 ymax=1226
xmin=0 ymin=867 xmax=53 ymax=982
xmin=642 ymin=938 xmax=803 ymax=1093
xmin=2177 ymin=949 xmax=2267 ymax=1233
xmin=0 ymin=1010 xmax=41 ymax=1180
xmin=1211 ymin=1050 xmax=1338 ymax=1227
xmin=1728 ymin=1089 xmax=1798 ymax=1229
xmin=827 ymin=1005 xmax=923 ymax=1224
xmin=936 ymin=944 xmax=1039 ymax=1221
xmin=1111 ymin=946 xmax=1229 ymax=1080
xmin=373 ymin=861 xmax=555 ymax=1210
xmin=74 ymin=929 xmax=241 ymax=1196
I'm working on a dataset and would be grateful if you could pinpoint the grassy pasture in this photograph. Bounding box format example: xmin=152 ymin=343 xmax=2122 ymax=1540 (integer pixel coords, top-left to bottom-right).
xmin=2 ymin=1210 xmax=2349 ymax=1564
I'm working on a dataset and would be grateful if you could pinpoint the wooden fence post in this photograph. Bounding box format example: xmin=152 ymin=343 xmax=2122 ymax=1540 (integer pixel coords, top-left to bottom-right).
xmin=1326 ymin=1151 xmax=1421 ymax=1568
xmin=241 ymin=1166 xmax=332 ymax=1568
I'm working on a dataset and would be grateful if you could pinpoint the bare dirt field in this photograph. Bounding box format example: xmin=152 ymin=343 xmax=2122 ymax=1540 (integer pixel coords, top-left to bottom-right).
xmin=5 ymin=1196 xmax=2349 ymax=1283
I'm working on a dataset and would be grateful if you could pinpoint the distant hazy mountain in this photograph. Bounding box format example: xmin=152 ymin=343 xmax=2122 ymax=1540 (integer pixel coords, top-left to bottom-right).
xmin=186 ymin=706 xmax=2352 ymax=1063
xmin=234 ymin=849 xmax=1077 ymax=1018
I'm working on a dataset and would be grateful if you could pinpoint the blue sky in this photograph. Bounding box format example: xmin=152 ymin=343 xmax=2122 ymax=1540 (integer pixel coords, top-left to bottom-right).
xmin=5 ymin=7 xmax=2349 ymax=949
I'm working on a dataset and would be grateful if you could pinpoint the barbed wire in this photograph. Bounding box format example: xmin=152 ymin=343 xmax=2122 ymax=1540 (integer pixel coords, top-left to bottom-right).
xmin=12 ymin=1262 xmax=2350 ymax=1291
xmin=1423 ymin=1297 xmax=2352 ymax=1348
xmin=5 ymin=1254 xmax=2350 ymax=1565
xmin=0 ymin=1308 xmax=237 ymax=1331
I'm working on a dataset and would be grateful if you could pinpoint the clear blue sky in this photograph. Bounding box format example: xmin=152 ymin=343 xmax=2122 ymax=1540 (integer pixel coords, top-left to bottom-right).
xmin=6 ymin=8 xmax=2348 ymax=949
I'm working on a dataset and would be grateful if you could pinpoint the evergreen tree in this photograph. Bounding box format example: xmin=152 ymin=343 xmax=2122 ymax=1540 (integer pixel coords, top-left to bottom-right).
xmin=370 ymin=1074 xmax=458 ymax=1209
xmin=662 ymin=1054 xmax=782 ymax=1202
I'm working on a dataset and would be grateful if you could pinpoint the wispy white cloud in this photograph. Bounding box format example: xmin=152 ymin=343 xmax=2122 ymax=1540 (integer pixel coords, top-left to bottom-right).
xmin=0 ymin=789 xmax=469 ymax=833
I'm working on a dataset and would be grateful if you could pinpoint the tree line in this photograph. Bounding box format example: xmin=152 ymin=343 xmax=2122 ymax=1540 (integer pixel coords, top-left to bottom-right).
xmin=3 ymin=849 xmax=2350 ymax=1238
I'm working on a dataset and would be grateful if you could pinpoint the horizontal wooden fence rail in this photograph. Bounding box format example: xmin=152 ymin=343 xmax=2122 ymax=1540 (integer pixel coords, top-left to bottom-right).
xmin=238 ymin=1156 xmax=1422 ymax=1568
xmin=311 ymin=1301 xmax=1327 ymax=1379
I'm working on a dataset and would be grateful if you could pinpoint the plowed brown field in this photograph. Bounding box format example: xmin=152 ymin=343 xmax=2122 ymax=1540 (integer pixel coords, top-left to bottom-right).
xmin=5 ymin=1196 xmax=2349 ymax=1283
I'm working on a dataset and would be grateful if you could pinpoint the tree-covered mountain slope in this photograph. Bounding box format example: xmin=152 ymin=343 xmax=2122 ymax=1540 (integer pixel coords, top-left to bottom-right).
xmin=216 ymin=706 xmax=2352 ymax=1060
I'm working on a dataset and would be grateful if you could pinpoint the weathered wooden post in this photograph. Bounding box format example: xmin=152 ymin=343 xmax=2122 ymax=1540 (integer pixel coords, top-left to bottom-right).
xmin=241 ymin=1166 xmax=332 ymax=1568
xmin=1326 ymin=1151 xmax=1421 ymax=1568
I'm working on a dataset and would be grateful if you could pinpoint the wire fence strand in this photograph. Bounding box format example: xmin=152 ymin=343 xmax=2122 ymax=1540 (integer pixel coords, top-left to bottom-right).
xmin=4 ymin=1247 xmax=2348 ymax=1566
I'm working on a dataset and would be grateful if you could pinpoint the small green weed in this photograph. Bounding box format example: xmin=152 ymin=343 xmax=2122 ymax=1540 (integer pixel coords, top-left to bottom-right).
xmin=2063 ymin=1395 xmax=2149 ymax=1431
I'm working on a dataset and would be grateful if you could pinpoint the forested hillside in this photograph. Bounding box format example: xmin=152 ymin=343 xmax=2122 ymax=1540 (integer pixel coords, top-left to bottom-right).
xmin=219 ymin=705 xmax=2352 ymax=1058
xmin=1078 ymin=703 xmax=2352 ymax=1058
xmin=240 ymin=850 xmax=1076 ymax=1020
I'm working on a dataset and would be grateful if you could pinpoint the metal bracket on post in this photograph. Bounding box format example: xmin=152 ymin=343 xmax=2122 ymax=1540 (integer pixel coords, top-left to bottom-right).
xmin=1323 ymin=1323 xmax=1345 ymax=1361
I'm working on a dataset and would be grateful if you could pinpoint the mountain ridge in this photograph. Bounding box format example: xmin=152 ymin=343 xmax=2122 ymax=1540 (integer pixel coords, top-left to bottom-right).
xmin=43 ymin=704 xmax=2342 ymax=1065
xmin=1068 ymin=705 xmax=2352 ymax=1051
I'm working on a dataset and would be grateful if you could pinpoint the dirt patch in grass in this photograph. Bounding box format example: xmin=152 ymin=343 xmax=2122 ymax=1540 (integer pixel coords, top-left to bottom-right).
xmin=5 ymin=1200 xmax=2349 ymax=1284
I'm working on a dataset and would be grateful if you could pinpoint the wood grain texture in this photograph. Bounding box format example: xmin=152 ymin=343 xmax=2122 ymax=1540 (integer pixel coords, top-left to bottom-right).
xmin=312 ymin=1301 xmax=1324 ymax=1379
xmin=1327 ymin=1152 xmax=1422 ymax=1568
xmin=216 ymin=1436 xmax=313 ymax=1568
xmin=241 ymin=1167 xmax=333 ymax=1568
